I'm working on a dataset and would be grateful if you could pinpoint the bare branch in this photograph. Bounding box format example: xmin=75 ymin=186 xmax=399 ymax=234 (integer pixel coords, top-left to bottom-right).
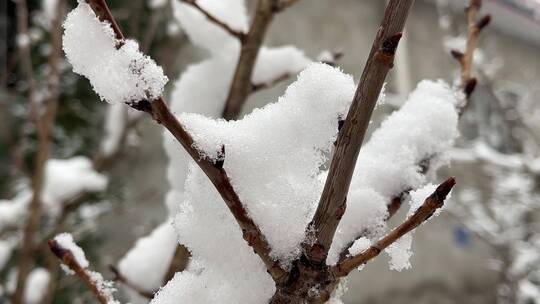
xmin=180 ymin=0 xmax=246 ymax=41
xmin=12 ymin=0 xmax=61 ymax=301
xmin=452 ymin=0 xmax=490 ymax=112
xmin=109 ymin=265 xmax=154 ymax=299
xmin=85 ymin=0 xmax=287 ymax=282
xmin=48 ymin=240 xmax=117 ymax=304
xmin=222 ymin=0 xmax=276 ymax=119
xmin=332 ymin=177 xmax=456 ymax=277
xmin=306 ymin=0 xmax=415 ymax=264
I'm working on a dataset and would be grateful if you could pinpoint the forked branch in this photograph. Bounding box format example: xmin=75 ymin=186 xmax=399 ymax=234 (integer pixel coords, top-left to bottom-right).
xmin=333 ymin=177 xmax=456 ymax=277
xmin=85 ymin=0 xmax=287 ymax=282
xmin=306 ymin=0 xmax=415 ymax=264
xmin=180 ymin=0 xmax=246 ymax=41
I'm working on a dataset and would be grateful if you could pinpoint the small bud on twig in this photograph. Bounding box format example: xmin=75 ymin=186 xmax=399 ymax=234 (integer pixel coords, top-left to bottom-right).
xmin=464 ymin=77 xmax=478 ymax=97
xmin=476 ymin=15 xmax=491 ymax=31
xmin=450 ymin=49 xmax=464 ymax=61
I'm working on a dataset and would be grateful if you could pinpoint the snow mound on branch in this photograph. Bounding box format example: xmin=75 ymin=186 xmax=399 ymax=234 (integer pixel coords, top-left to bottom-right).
xmin=24 ymin=268 xmax=50 ymax=304
xmin=327 ymin=80 xmax=459 ymax=265
xmin=54 ymin=233 xmax=89 ymax=273
xmin=152 ymin=63 xmax=355 ymax=304
xmin=43 ymin=157 xmax=108 ymax=208
xmin=63 ymin=1 xmax=167 ymax=103
xmin=253 ymin=46 xmax=312 ymax=85
xmin=118 ymin=222 xmax=178 ymax=293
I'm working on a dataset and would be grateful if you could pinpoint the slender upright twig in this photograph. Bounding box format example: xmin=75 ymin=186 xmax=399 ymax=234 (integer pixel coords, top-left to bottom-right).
xmin=222 ymin=0 xmax=277 ymax=120
xmin=12 ymin=0 xmax=60 ymax=302
xmin=306 ymin=0 xmax=415 ymax=264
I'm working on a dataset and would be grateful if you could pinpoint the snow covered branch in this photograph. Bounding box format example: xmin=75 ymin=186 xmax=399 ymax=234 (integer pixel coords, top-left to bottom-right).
xmin=333 ymin=177 xmax=455 ymax=277
xmin=180 ymin=0 xmax=246 ymax=41
xmin=48 ymin=234 xmax=118 ymax=304
xmin=307 ymin=0 xmax=414 ymax=264
xmin=80 ymin=0 xmax=287 ymax=282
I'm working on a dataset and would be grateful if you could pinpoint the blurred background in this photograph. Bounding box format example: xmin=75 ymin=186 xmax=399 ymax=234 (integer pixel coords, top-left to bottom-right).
xmin=1 ymin=0 xmax=539 ymax=303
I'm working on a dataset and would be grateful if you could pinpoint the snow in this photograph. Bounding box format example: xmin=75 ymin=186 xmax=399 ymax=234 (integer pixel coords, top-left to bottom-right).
xmin=118 ymin=222 xmax=178 ymax=292
xmin=43 ymin=157 xmax=108 ymax=212
xmin=54 ymin=233 xmax=89 ymax=271
xmin=348 ymin=237 xmax=371 ymax=256
xmin=328 ymin=80 xmax=459 ymax=265
xmin=153 ymin=63 xmax=354 ymax=304
xmin=148 ymin=0 xmax=167 ymax=9
xmin=24 ymin=268 xmax=50 ymax=304
xmin=386 ymin=184 xmax=438 ymax=271
xmin=173 ymin=0 xmax=248 ymax=54
xmin=63 ymin=1 xmax=168 ymax=104
xmin=0 ymin=191 xmax=31 ymax=230
xmin=252 ymin=46 xmax=311 ymax=85
xmin=87 ymin=271 xmax=120 ymax=304
xmin=100 ymin=104 xmax=128 ymax=157
xmin=0 ymin=239 xmax=15 ymax=271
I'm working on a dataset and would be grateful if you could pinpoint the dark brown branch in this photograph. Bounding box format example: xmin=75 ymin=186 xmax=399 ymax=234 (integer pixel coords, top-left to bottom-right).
xmin=109 ymin=265 xmax=154 ymax=299
xmin=332 ymin=177 xmax=455 ymax=277
xmin=306 ymin=0 xmax=415 ymax=264
xmin=85 ymin=0 xmax=287 ymax=283
xmin=48 ymin=240 xmax=117 ymax=304
xmin=180 ymin=0 xmax=246 ymax=41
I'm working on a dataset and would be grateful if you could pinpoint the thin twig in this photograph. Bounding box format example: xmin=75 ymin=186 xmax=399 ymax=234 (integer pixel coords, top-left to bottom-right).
xmin=12 ymin=0 xmax=60 ymax=301
xmin=180 ymin=0 xmax=246 ymax=41
xmin=451 ymin=0 xmax=490 ymax=111
xmin=48 ymin=240 xmax=117 ymax=304
xmin=222 ymin=0 xmax=276 ymax=120
xmin=332 ymin=177 xmax=455 ymax=277
xmin=306 ymin=0 xmax=415 ymax=264
xmin=85 ymin=0 xmax=287 ymax=283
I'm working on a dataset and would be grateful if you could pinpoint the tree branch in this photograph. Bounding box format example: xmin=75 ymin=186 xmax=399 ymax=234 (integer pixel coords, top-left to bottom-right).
xmin=12 ymin=0 xmax=60 ymax=301
xmin=222 ymin=0 xmax=276 ymax=120
xmin=180 ymin=0 xmax=246 ymax=41
xmin=451 ymin=0 xmax=490 ymax=111
xmin=306 ymin=0 xmax=415 ymax=264
xmin=85 ymin=0 xmax=287 ymax=283
xmin=383 ymin=0 xmax=492 ymax=226
xmin=332 ymin=177 xmax=455 ymax=277
xmin=48 ymin=240 xmax=118 ymax=304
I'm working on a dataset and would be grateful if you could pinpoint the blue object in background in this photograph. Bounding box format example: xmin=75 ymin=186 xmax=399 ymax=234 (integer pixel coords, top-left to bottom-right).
xmin=453 ymin=225 xmax=472 ymax=248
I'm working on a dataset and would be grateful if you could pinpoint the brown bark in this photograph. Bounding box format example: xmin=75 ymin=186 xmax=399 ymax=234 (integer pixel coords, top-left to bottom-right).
xmin=222 ymin=0 xmax=276 ymax=120
xmin=306 ymin=0 xmax=415 ymax=265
